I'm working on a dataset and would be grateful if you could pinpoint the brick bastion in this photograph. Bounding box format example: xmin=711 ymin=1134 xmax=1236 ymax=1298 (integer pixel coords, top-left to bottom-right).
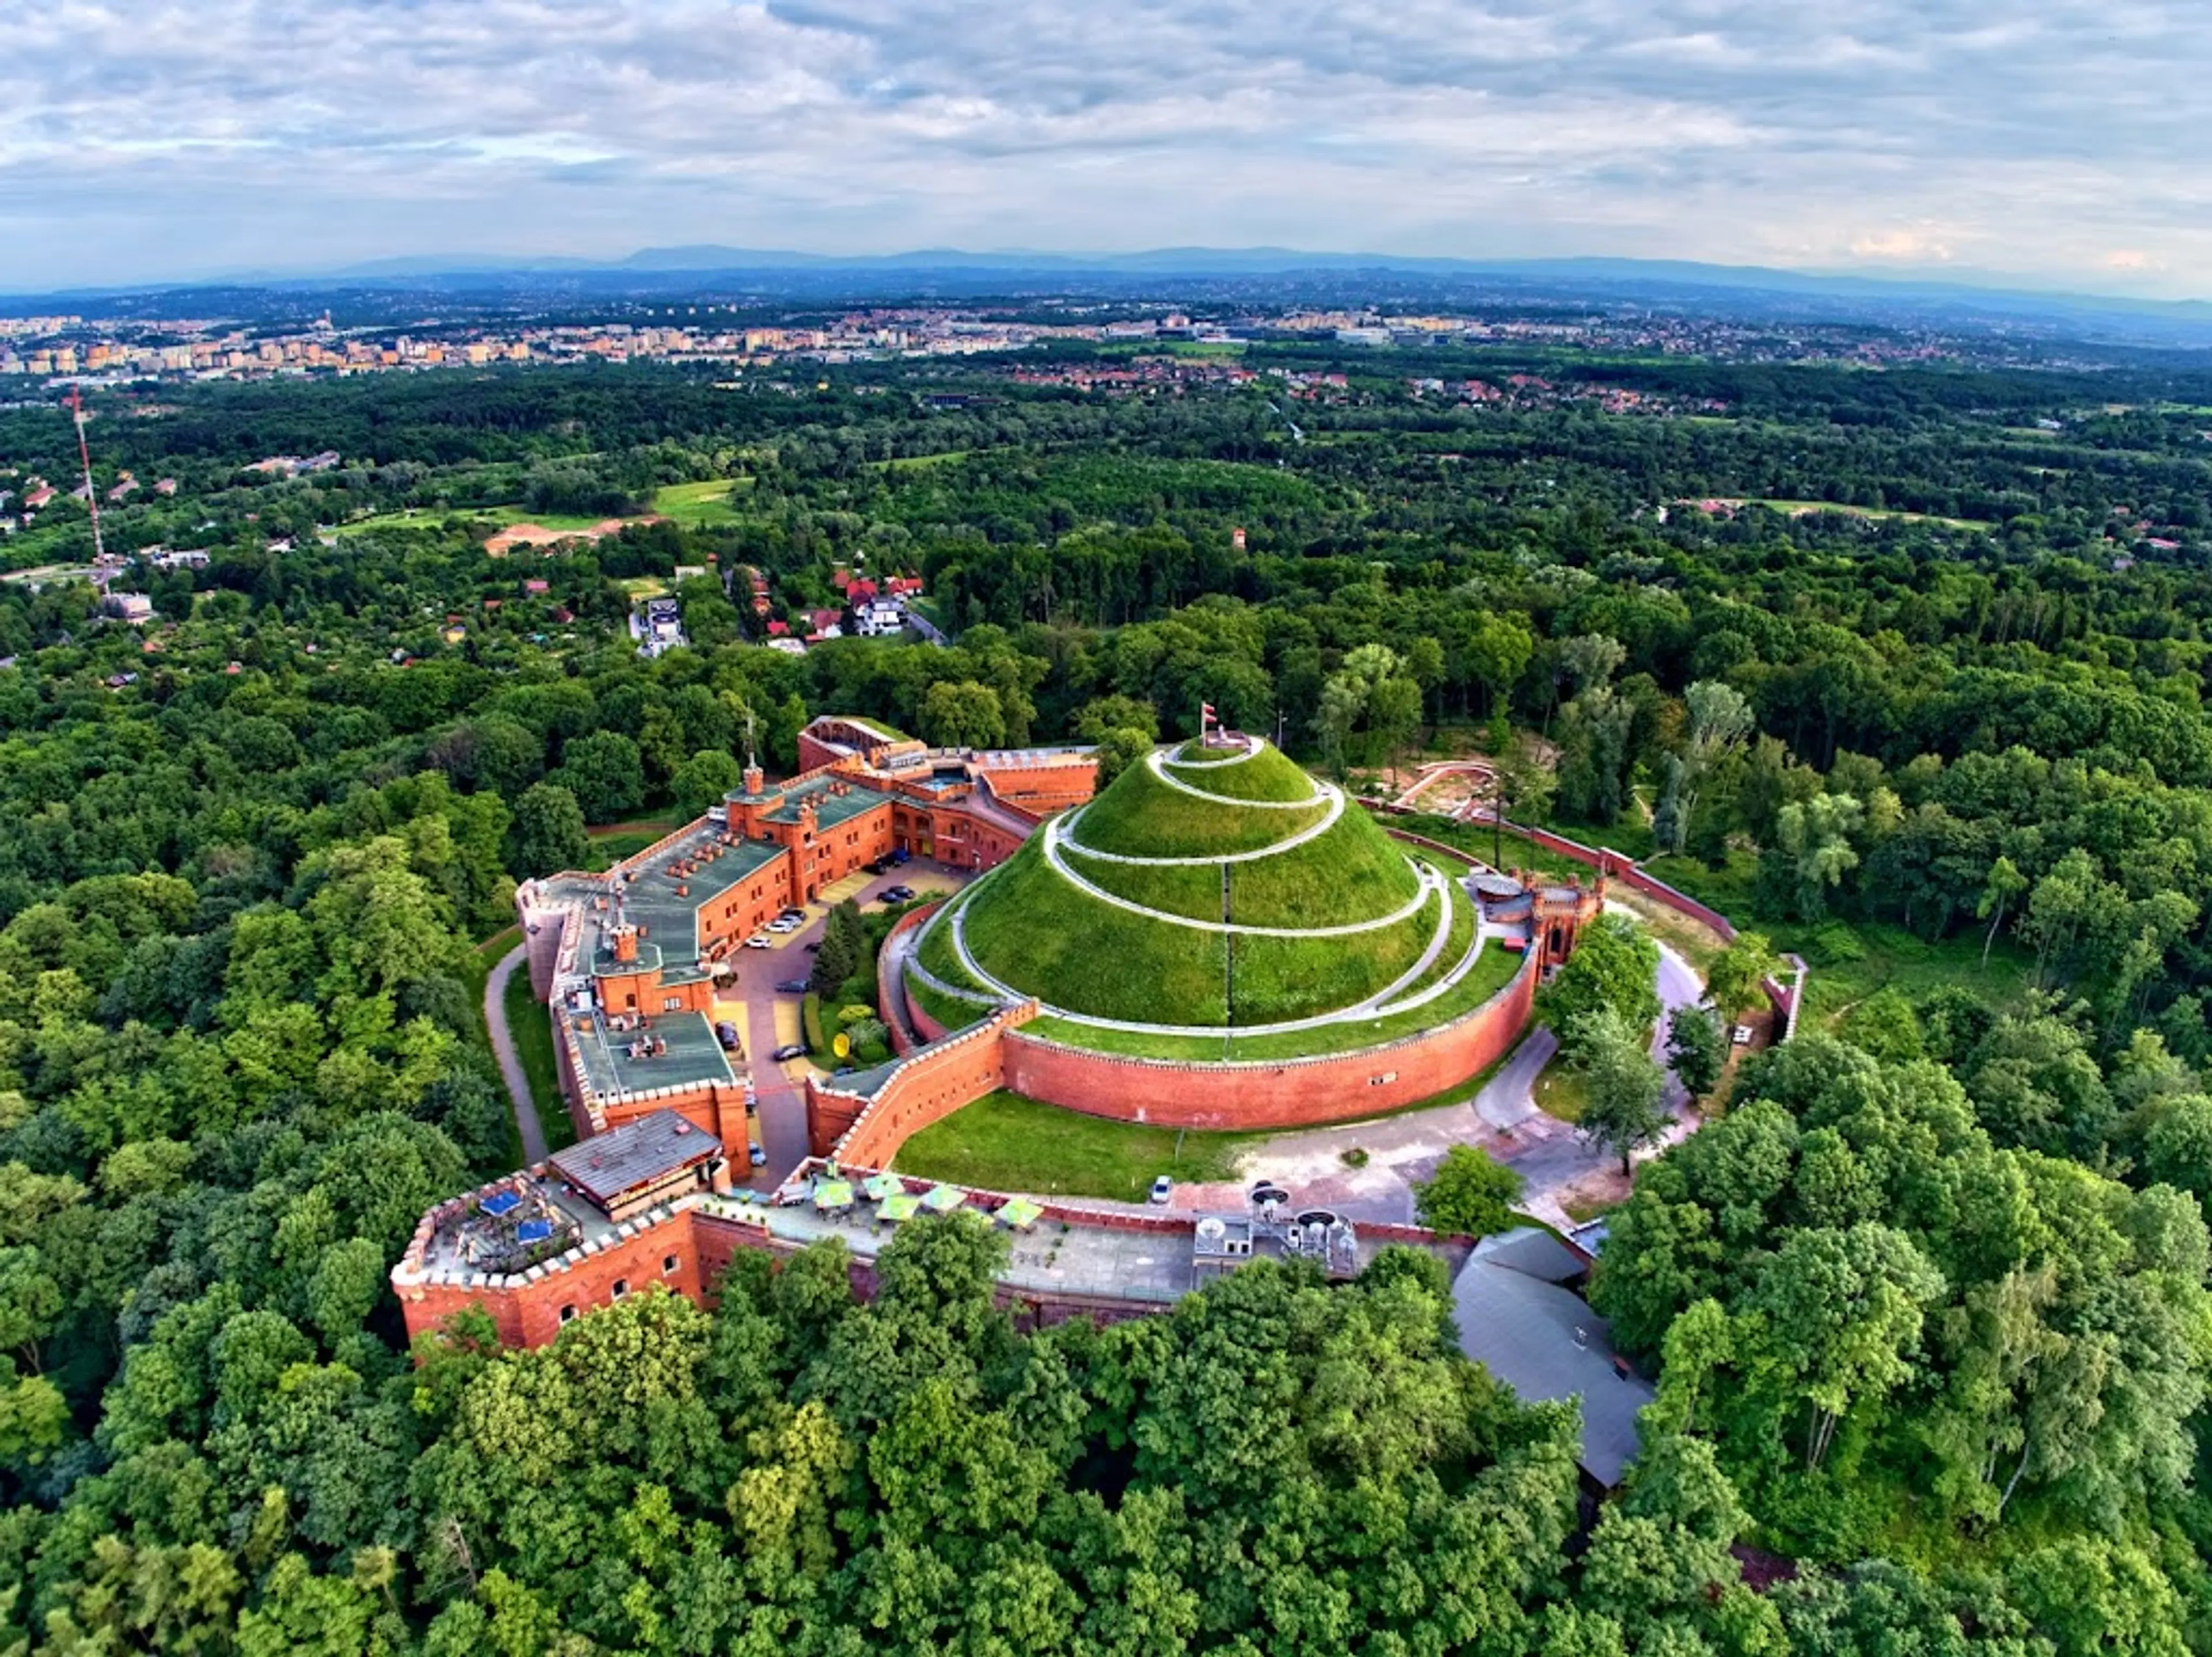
xmin=392 ymin=1151 xmax=1471 ymax=1349
xmin=812 ymin=863 xmax=1544 ymax=1170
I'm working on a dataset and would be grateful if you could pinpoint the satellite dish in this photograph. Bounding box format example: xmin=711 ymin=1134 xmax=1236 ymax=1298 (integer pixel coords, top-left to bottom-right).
xmin=1196 ymin=1216 xmax=1226 ymax=1242
xmin=833 ymin=1032 xmax=851 ymax=1058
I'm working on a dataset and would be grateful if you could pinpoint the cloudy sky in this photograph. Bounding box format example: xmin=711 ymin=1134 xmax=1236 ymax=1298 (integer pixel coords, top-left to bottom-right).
xmin=5 ymin=1 xmax=2209 ymax=295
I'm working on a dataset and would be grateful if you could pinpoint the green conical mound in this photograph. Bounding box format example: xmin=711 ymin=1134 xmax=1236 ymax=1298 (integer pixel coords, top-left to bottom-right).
xmin=948 ymin=740 xmax=1444 ymax=1026
xmin=1157 ymin=739 xmax=1325 ymax=801
xmin=1062 ymin=805 xmax=1421 ymax=927
xmin=1073 ymin=743 xmax=1328 ymax=857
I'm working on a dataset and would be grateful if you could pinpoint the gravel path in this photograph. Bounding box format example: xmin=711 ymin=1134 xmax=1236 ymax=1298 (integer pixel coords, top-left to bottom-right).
xmin=484 ymin=944 xmax=548 ymax=1166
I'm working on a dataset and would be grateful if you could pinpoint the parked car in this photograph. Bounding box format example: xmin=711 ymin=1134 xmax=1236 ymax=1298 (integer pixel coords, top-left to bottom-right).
xmin=803 ymin=941 xmax=821 ymax=952
xmin=778 ymin=907 xmax=806 ymax=921
xmin=881 ymin=884 xmax=915 ymax=902
xmin=748 ymin=1144 xmax=767 ymax=1167
xmin=743 ymin=935 xmax=773 ymax=949
xmin=767 ymin=917 xmax=802 ymax=933
xmin=1148 ymin=1175 xmax=1174 ymax=1205
xmin=774 ymin=978 xmax=809 ymax=994
xmin=714 ymin=1020 xmax=743 ymax=1053
xmin=772 ymin=1042 xmax=808 ymax=1062
xmin=889 ymin=848 xmax=911 ymax=865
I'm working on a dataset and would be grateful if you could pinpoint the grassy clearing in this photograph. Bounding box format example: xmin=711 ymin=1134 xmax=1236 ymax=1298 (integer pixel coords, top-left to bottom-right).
xmin=502 ymin=966 xmax=577 ymax=1153
xmin=652 ymin=479 xmax=751 ymax=526
xmin=1652 ymin=851 xmax=2033 ymax=1027
xmin=588 ymin=831 xmax=668 ymax=871
xmin=586 ymin=816 xmax=679 ymax=841
xmin=1534 ymin=1058 xmax=1589 ymax=1124
xmin=334 ymin=505 xmax=613 ymax=536
xmin=1395 ymin=812 xmax=1593 ymax=882
xmin=877 ymin=449 xmax=974 ymax=471
xmin=895 ymin=1089 xmax=1261 ymax=1201
xmin=1073 ymin=759 xmax=1328 ymax=857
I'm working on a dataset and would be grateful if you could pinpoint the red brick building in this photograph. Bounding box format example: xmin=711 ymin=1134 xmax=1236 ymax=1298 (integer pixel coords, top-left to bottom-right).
xmin=516 ymin=717 xmax=1096 ymax=1145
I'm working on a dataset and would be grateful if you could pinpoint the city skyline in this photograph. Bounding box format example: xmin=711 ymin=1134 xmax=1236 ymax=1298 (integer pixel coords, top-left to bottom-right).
xmin=7 ymin=1 xmax=2210 ymax=297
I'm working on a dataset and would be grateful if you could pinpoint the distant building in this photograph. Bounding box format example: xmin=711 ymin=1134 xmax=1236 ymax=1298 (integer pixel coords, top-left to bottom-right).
xmin=1452 ymin=1228 xmax=1652 ymax=1489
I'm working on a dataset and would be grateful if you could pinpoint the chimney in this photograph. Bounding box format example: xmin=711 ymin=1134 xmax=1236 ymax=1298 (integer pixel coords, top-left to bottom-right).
xmin=742 ymin=762 xmax=765 ymax=796
xmin=610 ymin=924 xmax=639 ymax=964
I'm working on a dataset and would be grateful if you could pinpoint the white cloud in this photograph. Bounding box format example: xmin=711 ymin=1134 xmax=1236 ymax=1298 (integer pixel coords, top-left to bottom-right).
xmin=0 ymin=0 xmax=2207 ymax=293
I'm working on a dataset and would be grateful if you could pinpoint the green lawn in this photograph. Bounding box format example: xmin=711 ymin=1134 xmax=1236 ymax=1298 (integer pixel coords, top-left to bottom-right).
xmin=503 ymin=968 xmax=577 ymax=1152
xmin=1645 ymin=851 xmax=2034 ymax=1027
xmin=1534 ymin=1058 xmax=1589 ymax=1124
xmin=894 ymin=1089 xmax=1262 ymax=1201
xmin=588 ymin=830 xmax=673 ymax=870
xmin=652 ymin=479 xmax=751 ymax=526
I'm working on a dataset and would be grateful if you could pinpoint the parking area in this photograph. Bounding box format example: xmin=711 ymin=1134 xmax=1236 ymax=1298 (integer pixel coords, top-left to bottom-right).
xmin=721 ymin=863 xmax=976 ymax=1185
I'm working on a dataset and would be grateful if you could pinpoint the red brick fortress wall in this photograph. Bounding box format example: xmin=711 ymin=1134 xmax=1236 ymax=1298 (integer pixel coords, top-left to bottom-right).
xmin=807 ymin=1008 xmax=1032 ymax=1162
xmin=999 ymin=949 xmax=1539 ymax=1130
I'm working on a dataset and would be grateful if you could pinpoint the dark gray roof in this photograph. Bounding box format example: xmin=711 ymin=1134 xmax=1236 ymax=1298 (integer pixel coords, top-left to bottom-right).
xmin=548 ymin=1109 xmax=719 ymax=1212
xmin=1475 ymin=1225 xmax=1591 ymax=1284
xmin=1453 ymin=1228 xmax=1652 ymax=1487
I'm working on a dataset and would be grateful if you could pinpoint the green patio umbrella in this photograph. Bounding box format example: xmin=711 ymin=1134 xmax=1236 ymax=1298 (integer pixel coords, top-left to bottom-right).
xmin=813 ymin=1179 xmax=854 ymax=1211
xmin=921 ymin=1184 xmax=967 ymax=1214
xmin=863 ymin=1172 xmax=904 ymax=1201
xmin=995 ymin=1197 xmax=1043 ymax=1230
xmin=878 ymin=1191 xmax=921 ymax=1223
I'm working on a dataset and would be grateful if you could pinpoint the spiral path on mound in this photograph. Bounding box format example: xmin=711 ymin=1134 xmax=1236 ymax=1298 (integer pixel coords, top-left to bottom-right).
xmin=1054 ymin=769 xmax=1344 ymax=867
xmin=1046 ymin=811 xmax=1440 ymax=937
xmin=902 ymin=736 xmax=1514 ymax=1036
xmin=928 ymin=877 xmax=1496 ymax=1036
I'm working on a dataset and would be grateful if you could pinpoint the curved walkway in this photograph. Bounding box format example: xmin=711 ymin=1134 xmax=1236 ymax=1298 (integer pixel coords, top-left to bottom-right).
xmin=1143 ymin=746 xmax=1328 ymax=809
xmin=1045 ymin=814 xmax=1437 ymax=937
xmin=1056 ymin=789 xmax=1346 ymax=868
xmin=942 ymin=869 xmax=1480 ymax=1038
xmin=484 ymin=944 xmax=548 ymax=1165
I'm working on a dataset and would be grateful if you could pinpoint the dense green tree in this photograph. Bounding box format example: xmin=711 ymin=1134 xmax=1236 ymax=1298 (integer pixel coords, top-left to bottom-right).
xmin=1412 ymin=1143 xmax=1525 ymax=1237
xmin=1568 ymin=1007 xmax=1672 ymax=1175
xmin=1665 ymin=1004 xmax=1727 ymax=1099
xmin=1539 ymin=915 xmax=1661 ymax=1050
xmin=507 ymin=782 xmax=589 ymax=877
xmin=550 ymin=730 xmax=645 ymax=823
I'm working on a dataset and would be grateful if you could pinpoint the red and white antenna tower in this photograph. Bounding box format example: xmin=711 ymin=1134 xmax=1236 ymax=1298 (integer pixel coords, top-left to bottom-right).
xmin=65 ymin=388 xmax=105 ymax=563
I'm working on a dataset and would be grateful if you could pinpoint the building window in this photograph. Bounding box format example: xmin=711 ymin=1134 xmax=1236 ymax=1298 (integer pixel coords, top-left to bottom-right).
xmin=611 ymin=1278 xmax=629 ymax=1300
xmin=663 ymin=1254 xmax=680 ymax=1275
xmin=559 ymin=1304 xmax=577 ymax=1325
xmin=663 ymin=996 xmax=680 ymax=1011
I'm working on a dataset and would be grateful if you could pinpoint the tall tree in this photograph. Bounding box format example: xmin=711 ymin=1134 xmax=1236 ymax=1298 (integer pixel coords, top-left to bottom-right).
xmin=1567 ymin=1006 xmax=1672 ymax=1175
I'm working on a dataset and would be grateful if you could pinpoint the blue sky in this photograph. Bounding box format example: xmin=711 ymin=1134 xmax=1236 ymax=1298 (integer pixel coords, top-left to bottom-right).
xmin=5 ymin=0 xmax=2207 ymax=295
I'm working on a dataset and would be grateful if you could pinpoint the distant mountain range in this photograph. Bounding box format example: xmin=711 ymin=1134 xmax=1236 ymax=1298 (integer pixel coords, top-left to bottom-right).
xmin=12 ymin=245 xmax=2212 ymax=344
